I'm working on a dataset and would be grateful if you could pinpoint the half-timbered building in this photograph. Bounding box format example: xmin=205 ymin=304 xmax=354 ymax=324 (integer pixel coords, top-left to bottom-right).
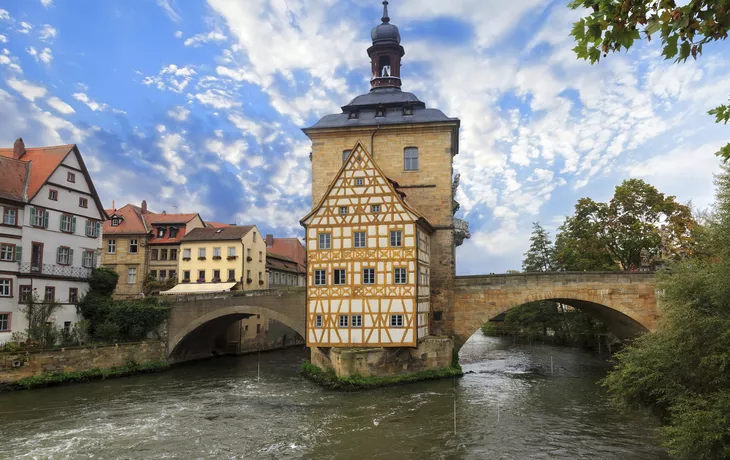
xmin=301 ymin=141 xmax=433 ymax=347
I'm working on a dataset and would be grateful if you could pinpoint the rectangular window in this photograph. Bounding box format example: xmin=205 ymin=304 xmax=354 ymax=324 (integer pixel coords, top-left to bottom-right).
xmin=129 ymin=239 xmax=138 ymax=254
xmin=404 ymin=147 xmax=419 ymax=171
xmin=363 ymin=268 xmax=375 ymax=285
xmin=128 ymin=267 xmax=137 ymax=284
xmin=247 ymin=248 xmax=251 ymax=259
xmin=31 ymin=207 xmax=47 ymax=227
xmin=372 ymin=204 xmax=381 ymax=213
xmin=44 ymin=286 xmax=55 ymax=302
xmin=183 ymin=248 xmax=191 ymax=259
xmin=150 ymin=270 xmax=157 ymax=279
xmin=160 ymin=249 xmax=168 ymax=260
xmin=339 ymin=206 xmax=348 ymax=215
xmin=3 ymin=208 xmax=17 ymax=225
xmin=339 ymin=315 xmax=348 ymax=328
xmin=63 ymin=321 xmax=72 ymax=334
xmin=198 ymin=248 xmax=206 ymax=259
xmin=157 ymin=227 xmax=165 ymax=238
xmin=60 ymin=214 xmax=74 ymax=233
xmin=82 ymin=250 xmax=95 ymax=268
xmin=318 ymin=233 xmax=331 ymax=250
xmin=354 ymin=232 xmax=367 ymax=248
xmin=256 ymin=323 xmax=261 ymax=333
xmin=228 ymin=269 xmax=235 ymax=281
xmin=198 ymin=270 xmax=205 ymax=282
xmin=169 ymin=270 xmax=176 ymax=280
xmin=213 ymin=269 xmax=221 ymax=281
xmin=246 ymin=270 xmax=251 ymax=280
xmin=151 ymin=249 xmax=158 ymax=261
xmin=67 ymin=172 xmax=75 ymax=183
xmin=0 ymin=244 xmax=14 ymax=261
xmin=0 ymin=279 xmax=11 ymax=297
xmin=183 ymin=270 xmax=191 ymax=281
xmin=390 ymin=314 xmax=404 ymax=327
xmin=48 ymin=189 xmax=58 ymax=201
xmin=314 ymin=270 xmax=326 ymax=286
xmin=57 ymin=247 xmax=72 ymax=265
xmin=351 ymin=315 xmax=362 ymax=327
xmin=259 ymin=251 xmax=262 ymax=262
xmin=111 ymin=217 xmax=121 ymax=227
xmin=214 ymin=247 xmax=221 ymax=258
xmin=394 ymin=268 xmax=407 ymax=284
xmin=253 ymin=231 xmax=257 ymax=242
xmin=259 ymin=272 xmax=263 ymax=282
xmin=0 ymin=313 xmax=9 ymax=331
xmin=355 ymin=178 xmax=364 ymax=186
xmin=158 ymin=270 xmax=166 ymax=280
xmin=315 ymin=315 xmax=323 ymax=328
xmin=334 ymin=269 xmax=346 ymax=285
xmin=169 ymin=227 xmax=178 ymax=238
xmin=68 ymin=288 xmax=78 ymax=304
xmin=342 ymin=149 xmax=351 ymax=163
xmin=79 ymin=197 xmax=88 ymax=208
xmin=170 ymin=248 xmax=178 ymax=260
xmin=275 ymin=272 xmax=280 ymax=284
xmin=19 ymin=285 xmax=32 ymax=303
xmin=228 ymin=247 xmax=236 ymax=257
xmin=85 ymin=220 xmax=100 ymax=237
xmin=390 ymin=230 xmax=402 ymax=247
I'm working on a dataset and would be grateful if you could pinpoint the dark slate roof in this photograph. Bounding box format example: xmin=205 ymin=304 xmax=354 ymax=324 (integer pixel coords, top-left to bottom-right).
xmin=182 ymin=225 xmax=254 ymax=242
xmin=305 ymin=88 xmax=458 ymax=131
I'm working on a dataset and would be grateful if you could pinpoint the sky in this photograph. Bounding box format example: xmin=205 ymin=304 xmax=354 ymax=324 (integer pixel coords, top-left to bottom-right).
xmin=0 ymin=0 xmax=728 ymax=275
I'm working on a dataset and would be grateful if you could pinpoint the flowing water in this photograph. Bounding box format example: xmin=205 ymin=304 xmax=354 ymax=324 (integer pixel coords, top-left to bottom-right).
xmin=0 ymin=334 xmax=667 ymax=459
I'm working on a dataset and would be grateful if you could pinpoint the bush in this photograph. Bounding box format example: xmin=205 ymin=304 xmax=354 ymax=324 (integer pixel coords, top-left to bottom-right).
xmin=95 ymin=321 xmax=120 ymax=342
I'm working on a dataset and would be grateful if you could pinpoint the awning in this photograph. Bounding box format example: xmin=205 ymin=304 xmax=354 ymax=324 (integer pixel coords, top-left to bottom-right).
xmin=160 ymin=282 xmax=237 ymax=295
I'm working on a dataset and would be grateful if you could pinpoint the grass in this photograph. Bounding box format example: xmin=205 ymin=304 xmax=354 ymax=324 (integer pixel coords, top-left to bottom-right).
xmin=3 ymin=360 xmax=170 ymax=391
xmin=300 ymin=361 xmax=463 ymax=390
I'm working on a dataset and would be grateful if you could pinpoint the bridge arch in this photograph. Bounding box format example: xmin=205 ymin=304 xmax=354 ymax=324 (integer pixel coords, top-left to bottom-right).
xmin=452 ymin=273 xmax=658 ymax=349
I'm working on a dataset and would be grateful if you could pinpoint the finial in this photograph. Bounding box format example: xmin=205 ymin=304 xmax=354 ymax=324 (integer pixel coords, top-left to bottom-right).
xmin=381 ymin=0 xmax=390 ymax=23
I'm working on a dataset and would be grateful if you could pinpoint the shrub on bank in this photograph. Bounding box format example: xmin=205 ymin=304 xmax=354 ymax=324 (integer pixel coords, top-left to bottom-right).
xmin=300 ymin=362 xmax=463 ymax=390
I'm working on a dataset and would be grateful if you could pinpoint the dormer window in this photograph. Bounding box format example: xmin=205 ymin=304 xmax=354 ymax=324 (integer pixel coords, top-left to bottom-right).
xmin=111 ymin=217 xmax=121 ymax=227
xmin=169 ymin=227 xmax=179 ymax=238
xmin=157 ymin=227 xmax=165 ymax=238
xmin=375 ymin=105 xmax=386 ymax=118
xmin=402 ymin=104 xmax=413 ymax=116
xmin=348 ymin=110 xmax=359 ymax=120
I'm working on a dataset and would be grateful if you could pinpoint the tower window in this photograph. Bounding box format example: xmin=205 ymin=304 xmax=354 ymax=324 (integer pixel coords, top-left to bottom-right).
xmin=378 ymin=55 xmax=391 ymax=77
xmin=342 ymin=150 xmax=351 ymax=163
xmin=375 ymin=105 xmax=386 ymax=118
xmin=404 ymin=147 xmax=419 ymax=171
xmin=348 ymin=110 xmax=359 ymax=120
xmin=402 ymin=105 xmax=413 ymax=116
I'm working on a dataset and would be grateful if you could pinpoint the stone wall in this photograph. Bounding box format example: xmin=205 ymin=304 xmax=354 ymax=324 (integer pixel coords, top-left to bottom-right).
xmin=310 ymin=336 xmax=453 ymax=378
xmin=101 ymin=234 xmax=148 ymax=298
xmin=452 ymin=272 xmax=658 ymax=347
xmin=0 ymin=341 xmax=166 ymax=383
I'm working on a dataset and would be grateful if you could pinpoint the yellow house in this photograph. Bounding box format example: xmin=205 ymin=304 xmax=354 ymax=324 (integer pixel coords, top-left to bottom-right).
xmin=176 ymin=225 xmax=267 ymax=291
xmin=301 ymin=141 xmax=433 ymax=348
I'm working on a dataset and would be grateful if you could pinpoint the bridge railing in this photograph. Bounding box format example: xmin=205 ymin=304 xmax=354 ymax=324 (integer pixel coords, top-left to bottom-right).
xmin=165 ymin=287 xmax=305 ymax=304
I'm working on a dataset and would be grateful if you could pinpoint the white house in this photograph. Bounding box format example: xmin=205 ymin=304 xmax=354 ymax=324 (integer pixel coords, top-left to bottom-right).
xmin=0 ymin=138 xmax=106 ymax=342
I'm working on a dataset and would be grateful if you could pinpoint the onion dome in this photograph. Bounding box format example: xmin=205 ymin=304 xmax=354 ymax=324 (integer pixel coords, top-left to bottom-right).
xmin=371 ymin=1 xmax=400 ymax=45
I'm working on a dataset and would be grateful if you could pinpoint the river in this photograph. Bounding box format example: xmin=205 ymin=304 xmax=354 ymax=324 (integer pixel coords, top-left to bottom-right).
xmin=0 ymin=334 xmax=667 ymax=459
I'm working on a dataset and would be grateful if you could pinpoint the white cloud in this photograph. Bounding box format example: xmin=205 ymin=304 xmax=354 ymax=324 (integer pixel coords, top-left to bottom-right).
xmin=18 ymin=21 xmax=32 ymax=34
xmin=41 ymin=0 xmax=53 ymax=7
xmin=190 ymin=89 xmax=240 ymax=110
xmin=39 ymin=24 xmax=57 ymax=41
xmin=167 ymin=105 xmax=190 ymax=121
xmin=0 ymin=35 xmax=6 ymax=43
xmin=143 ymin=64 xmax=196 ymax=93
xmin=7 ymin=78 xmax=47 ymax=101
xmin=156 ymin=131 xmax=188 ymax=184
xmin=183 ymin=31 xmax=226 ymax=47
xmin=46 ymin=96 xmax=75 ymax=114
xmin=156 ymin=0 xmax=181 ymax=22
xmin=26 ymin=46 xmax=52 ymax=63
xmin=71 ymin=92 xmax=123 ymax=113
xmin=174 ymin=30 xmax=183 ymax=38
xmin=0 ymin=10 xmax=9 ymax=21
xmin=0 ymin=53 xmax=21 ymax=73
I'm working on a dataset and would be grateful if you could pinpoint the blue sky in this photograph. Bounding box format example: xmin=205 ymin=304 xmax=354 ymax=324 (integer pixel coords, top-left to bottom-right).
xmin=1 ymin=0 xmax=728 ymax=274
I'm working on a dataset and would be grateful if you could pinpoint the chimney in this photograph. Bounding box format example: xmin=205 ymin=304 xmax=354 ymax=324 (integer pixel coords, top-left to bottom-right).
xmin=141 ymin=200 xmax=148 ymax=213
xmin=13 ymin=138 xmax=25 ymax=160
xmin=162 ymin=210 xmax=167 ymax=215
xmin=266 ymin=234 xmax=274 ymax=247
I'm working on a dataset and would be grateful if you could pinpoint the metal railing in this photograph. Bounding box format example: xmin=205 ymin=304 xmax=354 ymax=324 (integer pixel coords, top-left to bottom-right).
xmin=17 ymin=262 xmax=91 ymax=280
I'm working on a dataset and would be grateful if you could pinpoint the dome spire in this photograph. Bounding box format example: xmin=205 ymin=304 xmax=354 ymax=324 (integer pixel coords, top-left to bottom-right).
xmin=381 ymin=1 xmax=390 ymax=24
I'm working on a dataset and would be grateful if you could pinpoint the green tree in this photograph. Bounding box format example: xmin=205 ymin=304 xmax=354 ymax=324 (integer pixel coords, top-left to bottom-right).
xmin=522 ymin=222 xmax=556 ymax=272
xmin=568 ymin=0 xmax=730 ymax=161
xmin=556 ymin=179 xmax=695 ymax=270
xmin=602 ymin=166 xmax=730 ymax=459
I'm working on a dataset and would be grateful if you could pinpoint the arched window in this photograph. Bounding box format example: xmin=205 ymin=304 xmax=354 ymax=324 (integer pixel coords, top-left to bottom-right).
xmin=404 ymin=147 xmax=418 ymax=171
xmin=343 ymin=150 xmax=351 ymax=163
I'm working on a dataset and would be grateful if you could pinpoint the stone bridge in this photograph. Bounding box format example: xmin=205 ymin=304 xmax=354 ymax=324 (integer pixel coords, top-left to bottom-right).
xmin=166 ymin=288 xmax=305 ymax=361
xmin=451 ymin=272 xmax=658 ymax=348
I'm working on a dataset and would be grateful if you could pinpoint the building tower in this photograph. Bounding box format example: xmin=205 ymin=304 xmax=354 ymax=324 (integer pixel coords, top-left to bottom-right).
xmin=302 ymin=2 xmax=467 ymax=346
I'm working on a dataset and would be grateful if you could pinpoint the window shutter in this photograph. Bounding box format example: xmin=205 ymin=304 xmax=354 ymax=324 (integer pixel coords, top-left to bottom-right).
xmin=92 ymin=251 xmax=97 ymax=267
xmin=29 ymin=207 xmax=35 ymax=225
xmin=56 ymin=247 xmax=62 ymax=264
xmin=69 ymin=248 xmax=74 ymax=265
xmin=60 ymin=215 xmax=65 ymax=231
xmin=15 ymin=246 xmax=22 ymax=262
xmin=72 ymin=216 xmax=77 ymax=233
xmin=43 ymin=210 xmax=49 ymax=228
xmin=95 ymin=222 xmax=101 ymax=237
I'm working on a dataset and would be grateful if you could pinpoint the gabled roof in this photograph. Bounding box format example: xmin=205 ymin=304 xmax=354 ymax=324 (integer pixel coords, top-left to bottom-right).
xmin=0 ymin=156 xmax=29 ymax=202
xmin=266 ymin=251 xmax=300 ymax=274
xmin=102 ymin=204 xmax=148 ymax=235
xmin=300 ymin=140 xmax=433 ymax=231
xmin=182 ymin=225 xmax=255 ymax=242
xmin=0 ymin=143 xmax=107 ymax=218
xmin=205 ymin=221 xmax=233 ymax=228
xmin=267 ymin=238 xmax=306 ymax=270
xmin=147 ymin=213 xmax=200 ymax=225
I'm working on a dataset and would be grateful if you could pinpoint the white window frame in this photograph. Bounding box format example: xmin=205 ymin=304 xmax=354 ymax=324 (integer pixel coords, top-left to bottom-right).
xmin=334 ymin=269 xmax=346 ymax=285
xmin=57 ymin=247 xmax=72 ymax=265
xmin=0 ymin=312 xmax=10 ymax=331
xmin=363 ymin=268 xmax=375 ymax=285
xmin=355 ymin=178 xmax=364 ymax=186
xmin=82 ymin=250 xmax=95 ymax=268
xmin=0 ymin=244 xmax=14 ymax=262
xmin=129 ymin=239 xmax=138 ymax=254
xmin=32 ymin=208 xmax=46 ymax=227
xmin=390 ymin=314 xmax=404 ymax=327
xmin=342 ymin=150 xmax=351 ymax=163
xmin=394 ymin=268 xmax=407 ymax=284
xmin=61 ymin=214 xmax=73 ymax=233
xmin=390 ymin=230 xmax=402 ymax=247
xmin=339 ymin=315 xmax=348 ymax=328
xmin=183 ymin=248 xmax=191 ymax=259
xmin=404 ymin=147 xmax=419 ymax=171
xmin=3 ymin=208 xmax=17 ymax=226
xmin=354 ymin=232 xmax=367 ymax=248
xmin=318 ymin=233 xmax=331 ymax=250
xmin=127 ymin=267 xmax=137 ymax=284
xmin=339 ymin=206 xmax=348 ymax=215
xmin=198 ymin=248 xmax=206 ymax=258
xmin=351 ymin=315 xmax=362 ymax=327
xmin=372 ymin=204 xmax=381 ymax=213
xmin=315 ymin=315 xmax=323 ymax=328
xmin=0 ymin=279 xmax=10 ymax=297
xmin=213 ymin=247 xmax=221 ymax=258
xmin=228 ymin=247 xmax=236 ymax=257
xmin=314 ymin=270 xmax=326 ymax=286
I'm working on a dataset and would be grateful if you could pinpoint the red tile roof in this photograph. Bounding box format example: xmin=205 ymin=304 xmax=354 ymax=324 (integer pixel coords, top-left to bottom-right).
xmin=205 ymin=221 xmax=233 ymax=228
xmin=183 ymin=225 xmax=254 ymax=242
xmin=103 ymin=204 xmax=148 ymax=235
xmin=146 ymin=213 xmax=199 ymax=224
xmin=267 ymin=237 xmax=307 ymax=272
xmin=0 ymin=144 xmax=74 ymax=201
xmin=0 ymin=156 xmax=29 ymax=202
xmin=266 ymin=252 xmax=300 ymax=273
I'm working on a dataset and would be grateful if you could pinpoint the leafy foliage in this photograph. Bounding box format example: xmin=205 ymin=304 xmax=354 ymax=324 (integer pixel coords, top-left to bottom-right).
xmin=10 ymin=361 xmax=170 ymax=391
xmin=522 ymin=222 xmax=556 ymax=272
xmin=555 ymin=179 xmax=695 ymax=271
xmin=568 ymin=0 xmax=730 ymax=161
xmin=602 ymin=165 xmax=730 ymax=459
xmin=300 ymin=362 xmax=463 ymax=390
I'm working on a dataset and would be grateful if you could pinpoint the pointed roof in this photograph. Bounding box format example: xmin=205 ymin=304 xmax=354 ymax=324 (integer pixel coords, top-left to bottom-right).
xmin=0 ymin=156 xmax=29 ymax=202
xmin=182 ymin=225 xmax=255 ymax=242
xmin=102 ymin=204 xmax=148 ymax=235
xmin=300 ymin=140 xmax=432 ymax=231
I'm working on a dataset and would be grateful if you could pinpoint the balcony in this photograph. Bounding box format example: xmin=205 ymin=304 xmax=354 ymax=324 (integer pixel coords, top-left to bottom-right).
xmin=18 ymin=262 xmax=91 ymax=280
xmin=454 ymin=218 xmax=471 ymax=248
